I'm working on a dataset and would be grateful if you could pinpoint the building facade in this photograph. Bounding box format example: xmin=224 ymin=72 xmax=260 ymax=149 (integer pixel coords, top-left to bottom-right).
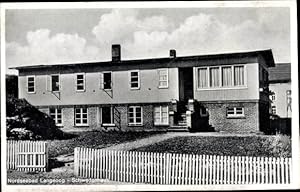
xmin=269 ymin=63 xmax=292 ymax=118
xmin=12 ymin=45 xmax=275 ymax=133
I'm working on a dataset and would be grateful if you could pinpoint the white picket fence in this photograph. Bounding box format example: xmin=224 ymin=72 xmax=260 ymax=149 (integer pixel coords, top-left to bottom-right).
xmin=7 ymin=140 xmax=48 ymax=172
xmin=74 ymin=148 xmax=291 ymax=185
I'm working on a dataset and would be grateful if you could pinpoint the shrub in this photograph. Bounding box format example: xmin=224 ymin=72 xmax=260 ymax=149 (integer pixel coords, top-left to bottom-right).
xmin=6 ymin=97 xmax=65 ymax=140
xmin=263 ymin=134 xmax=292 ymax=158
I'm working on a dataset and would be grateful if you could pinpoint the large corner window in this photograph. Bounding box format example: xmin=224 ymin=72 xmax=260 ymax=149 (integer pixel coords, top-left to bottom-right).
xmin=154 ymin=106 xmax=169 ymax=125
xmin=234 ymin=66 xmax=245 ymax=86
xmin=101 ymin=106 xmax=114 ymax=125
xmin=227 ymin=107 xmax=245 ymax=118
xmin=222 ymin=66 xmax=232 ymax=87
xmin=197 ymin=65 xmax=245 ymax=89
xmin=75 ymin=107 xmax=88 ymax=126
xmin=128 ymin=106 xmax=142 ymax=126
xmin=158 ymin=69 xmax=168 ymax=88
xmin=51 ymin=74 xmax=60 ymax=92
xmin=50 ymin=107 xmax=62 ymax=126
xmin=197 ymin=68 xmax=208 ymax=88
xmin=130 ymin=71 xmax=140 ymax=89
xmin=76 ymin=73 xmax=85 ymax=91
xmin=209 ymin=67 xmax=220 ymax=87
xmin=27 ymin=76 xmax=35 ymax=93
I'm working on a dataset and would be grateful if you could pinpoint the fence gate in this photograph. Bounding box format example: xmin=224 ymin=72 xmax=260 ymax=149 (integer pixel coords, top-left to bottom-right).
xmin=7 ymin=140 xmax=48 ymax=172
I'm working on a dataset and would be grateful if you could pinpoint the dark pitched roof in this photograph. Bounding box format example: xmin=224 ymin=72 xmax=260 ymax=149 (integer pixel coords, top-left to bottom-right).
xmin=10 ymin=49 xmax=275 ymax=71
xmin=269 ymin=63 xmax=291 ymax=83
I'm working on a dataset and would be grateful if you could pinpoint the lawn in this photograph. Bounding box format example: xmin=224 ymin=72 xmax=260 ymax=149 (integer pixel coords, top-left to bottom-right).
xmin=47 ymin=131 xmax=161 ymax=158
xmin=132 ymin=135 xmax=291 ymax=158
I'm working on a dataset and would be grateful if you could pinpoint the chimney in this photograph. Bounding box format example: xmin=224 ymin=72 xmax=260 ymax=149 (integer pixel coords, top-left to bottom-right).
xmin=112 ymin=44 xmax=121 ymax=62
xmin=170 ymin=49 xmax=176 ymax=58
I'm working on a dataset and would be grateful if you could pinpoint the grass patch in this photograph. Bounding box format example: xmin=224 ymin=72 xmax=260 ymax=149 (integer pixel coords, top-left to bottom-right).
xmin=47 ymin=131 xmax=161 ymax=158
xmin=132 ymin=135 xmax=291 ymax=158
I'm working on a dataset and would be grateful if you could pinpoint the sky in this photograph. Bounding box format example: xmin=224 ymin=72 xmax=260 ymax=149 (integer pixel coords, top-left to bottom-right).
xmin=5 ymin=7 xmax=290 ymax=74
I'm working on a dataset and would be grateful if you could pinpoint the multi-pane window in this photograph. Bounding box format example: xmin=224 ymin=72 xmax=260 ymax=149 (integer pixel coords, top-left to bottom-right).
xmin=158 ymin=69 xmax=168 ymax=88
xmin=154 ymin=106 xmax=169 ymax=125
xmin=271 ymin=106 xmax=276 ymax=115
xmin=51 ymin=75 xmax=60 ymax=92
xmin=76 ymin=74 xmax=85 ymax=91
xmin=197 ymin=68 xmax=208 ymax=88
xmin=234 ymin=66 xmax=245 ymax=86
xmin=128 ymin=106 xmax=142 ymax=125
xmin=209 ymin=67 xmax=220 ymax=87
xmin=101 ymin=107 xmax=114 ymax=124
xmin=75 ymin=107 xmax=88 ymax=126
xmin=197 ymin=65 xmax=245 ymax=89
xmin=103 ymin=72 xmax=112 ymax=90
xmin=27 ymin=76 xmax=35 ymax=93
xmin=130 ymin=71 xmax=140 ymax=89
xmin=50 ymin=108 xmax=62 ymax=126
xmin=227 ymin=107 xmax=245 ymax=117
xmin=222 ymin=66 xmax=232 ymax=87
xmin=271 ymin=94 xmax=276 ymax=101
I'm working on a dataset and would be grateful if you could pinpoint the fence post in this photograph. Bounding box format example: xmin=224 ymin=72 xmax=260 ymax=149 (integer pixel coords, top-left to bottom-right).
xmin=74 ymin=147 xmax=79 ymax=176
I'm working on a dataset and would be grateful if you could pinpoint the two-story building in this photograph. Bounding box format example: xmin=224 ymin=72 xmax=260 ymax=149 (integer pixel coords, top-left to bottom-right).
xmin=268 ymin=63 xmax=291 ymax=135
xmin=269 ymin=63 xmax=291 ymax=118
xmin=11 ymin=45 xmax=275 ymax=133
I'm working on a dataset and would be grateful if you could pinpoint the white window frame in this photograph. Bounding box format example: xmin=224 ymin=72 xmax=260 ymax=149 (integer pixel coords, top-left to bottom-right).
xmin=74 ymin=107 xmax=88 ymax=126
xmin=271 ymin=94 xmax=276 ymax=101
xmin=196 ymin=65 xmax=246 ymax=90
xmin=76 ymin=73 xmax=86 ymax=92
xmin=271 ymin=106 xmax=276 ymax=115
xmin=209 ymin=66 xmax=220 ymax=88
xmin=158 ymin=69 xmax=169 ymax=88
xmin=227 ymin=107 xmax=245 ymax=118
xmin=233 ymin=65 xmax=246 ymax=87
xmin=129 ymin=70 xmax=140 ymax=90
xmin=27 ymin=76 xmax=36 ymax=93
xmin=101 ymin=106 xmax=115 ymax=126
xmin=50 ymin=74 xmax=61 ymax=92
xmin=154 ymin=106 xmax=169 ymax=126
xmin=197 ymin=67 xmax=209 ymax=88
xmin=50 ymin=107 xmax=63 ymax=126
xmin=128 ymin=106 xmax=143 ymax=126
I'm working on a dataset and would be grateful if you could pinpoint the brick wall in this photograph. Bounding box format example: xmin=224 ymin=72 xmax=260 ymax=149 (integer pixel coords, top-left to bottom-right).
xmin=116 ymin=104 xmax=168 ymax=132
xmin=38 ymin=103 xmax=169 ymax=132
xmin=201 ymin=101 xmax=260 ymax=133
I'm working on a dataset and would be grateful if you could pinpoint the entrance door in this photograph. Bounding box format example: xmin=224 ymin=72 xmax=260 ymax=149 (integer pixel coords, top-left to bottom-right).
xmin=179 ymin=68 xmax=194 ymax=101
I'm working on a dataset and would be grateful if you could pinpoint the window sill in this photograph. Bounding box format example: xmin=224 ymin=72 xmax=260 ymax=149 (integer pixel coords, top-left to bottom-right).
xmin=227 ymin=116 xmax=246 ymax=119
xmin=27 ymin=92 xmax=36 ymax=94
xmin=75 ymin=124 xmax=89 ymax=127
xmin=196 ymin=86 xmax=247 ymax=91
xmin=76 ymin=90 xmax=86 ymax=92
xmin=130 ymin=87 xmax=140 ymax=90
xmin=102 ymin=123 xmax=116 ymax=127
xmin=158 ymin=86 xmax=169 ymax=89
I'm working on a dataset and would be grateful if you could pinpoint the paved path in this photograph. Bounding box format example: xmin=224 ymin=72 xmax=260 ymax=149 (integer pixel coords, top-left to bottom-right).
xmin=102 ymin=132 xmax=178 ymax=151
